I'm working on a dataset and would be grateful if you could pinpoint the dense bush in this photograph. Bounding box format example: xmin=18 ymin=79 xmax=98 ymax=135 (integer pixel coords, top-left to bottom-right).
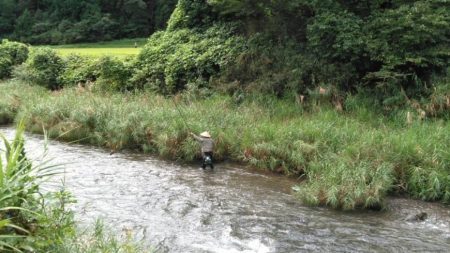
xmin=95 ymin=56 xmax=134 ymax=92
xmin=60 ymin=54 xmax=98 ymax=87
xmin=13 ymin=48 xmax=134 ymax=92
xmin=133 ymin=23 xmax=245 ymax=94
xmin=0 ymin=40 xmax=29 ymax=64
xmin=22 ymin=47 xmax=64 ymax=89
xmin=61 ymin=54 xmax=135 ymax=91
xmin=0 ymin=52 xmax=12 ymax=78
xmin=0 ymin=40 xmax=29 ymax=78
xmin=176 ymin=1 xmax=450 ymax=100
xmin=362 ymin=1 xmax=450 ymax=99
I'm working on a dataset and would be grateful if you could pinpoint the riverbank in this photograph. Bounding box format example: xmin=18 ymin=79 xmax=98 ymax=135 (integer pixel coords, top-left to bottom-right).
xmin=1 ymin=80 xmax=449 ymax=210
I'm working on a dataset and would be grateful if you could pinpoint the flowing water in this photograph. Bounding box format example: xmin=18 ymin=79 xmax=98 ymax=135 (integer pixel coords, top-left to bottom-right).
xmin=2 ymin=127 xmax=450 ymax=252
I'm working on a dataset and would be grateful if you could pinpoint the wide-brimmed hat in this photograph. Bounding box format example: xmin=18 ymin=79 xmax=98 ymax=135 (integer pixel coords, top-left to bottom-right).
xmin=200 ymin=131 xmax=211 ymax=138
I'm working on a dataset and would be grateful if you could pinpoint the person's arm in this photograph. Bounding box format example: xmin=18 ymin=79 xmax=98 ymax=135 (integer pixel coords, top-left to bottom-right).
xmin=190 ymin=132 xmax=202 ymax=142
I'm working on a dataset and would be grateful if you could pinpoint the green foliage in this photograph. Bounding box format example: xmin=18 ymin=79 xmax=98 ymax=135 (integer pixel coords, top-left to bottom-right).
xmin=0 ymin=40 xmax=29 ymax=79
xmin=134 ymin=23 xmax=245 ymax=93
xmin=0 ymin=122 xmax=68 ymax=252
xmin=167 ymin=0 xmax=217 ymax=31
xmin=295 ymin=0 xmax=450 ymax=102
xmin=218 ymin=35 xmax=310 ymax=96
xmin=11 ymin=44 xmax=135 ymax=91
xmin=0 ymin=40 xmax=29 ymax=65
xmin=0 ymin=96 xmax=17 ymax=125
xmin=163 ymin=0 xmax=449 ymax=104
xmin=95 ymin=56 xmax=134 ymax=92
xmin=0 ymin=123 xmax=34 ymax=211
xmin=364 ymin=1 xmax=450 ymax=96
xmin=60 ymin=55 xmax=98 ymax=87
xmin=0 ymin=80 xmax=40 ymax=125
xmin=297 ymin=161 xmax=395 ymax=210
xmin=307 ymin=11 xmax=366 ymax=64
xmin=1 ymin=0 xmax=177 ymax=44
xmin=22 ymin=47 xmax=64 ymax=90
xmin=0 ymin=53 xmax=12 ymax=79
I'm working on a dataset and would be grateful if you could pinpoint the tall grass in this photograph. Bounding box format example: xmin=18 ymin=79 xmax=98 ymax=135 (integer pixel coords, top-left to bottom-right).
xmin=1 ymin=80 xmax=449 ymax=210
xmin=0 ymin=122 xmax=62 ymax=251
xmin=55 ymin=220 xmax=154 ymax=253
xmin=0 ymin=123 xmax=31 ymax=251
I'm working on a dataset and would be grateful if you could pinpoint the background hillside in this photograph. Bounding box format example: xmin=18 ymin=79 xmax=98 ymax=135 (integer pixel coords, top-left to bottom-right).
xmin=0 ymin=0 xmax=177 ymax=44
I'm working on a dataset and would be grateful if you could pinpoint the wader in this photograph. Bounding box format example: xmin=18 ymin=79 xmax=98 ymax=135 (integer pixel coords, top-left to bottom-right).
xmin=202 ymin=151 xmax=214 ymax=170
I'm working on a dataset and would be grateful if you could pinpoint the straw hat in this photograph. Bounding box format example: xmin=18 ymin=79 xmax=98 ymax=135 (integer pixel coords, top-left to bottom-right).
xmin=200 ymin=131 xmax=211 ymax=138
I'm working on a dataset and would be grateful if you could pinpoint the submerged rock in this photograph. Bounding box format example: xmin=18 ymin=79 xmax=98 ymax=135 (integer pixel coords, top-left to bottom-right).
xmin=405 ymin=212 xmax=428 ymax=222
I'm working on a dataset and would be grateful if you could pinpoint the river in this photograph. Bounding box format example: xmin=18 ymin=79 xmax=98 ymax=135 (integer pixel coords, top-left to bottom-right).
xmin=1 ymin=127 xmax=450 ymax=252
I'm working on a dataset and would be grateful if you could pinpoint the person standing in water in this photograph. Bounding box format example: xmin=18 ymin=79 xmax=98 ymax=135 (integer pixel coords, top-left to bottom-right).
xmin=190 ymin=131 xmax=214 ymax=169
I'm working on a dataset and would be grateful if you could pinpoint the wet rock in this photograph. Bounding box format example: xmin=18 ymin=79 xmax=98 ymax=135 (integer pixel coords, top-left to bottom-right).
xmin=405 ymin=212 xmax=428 ymax=222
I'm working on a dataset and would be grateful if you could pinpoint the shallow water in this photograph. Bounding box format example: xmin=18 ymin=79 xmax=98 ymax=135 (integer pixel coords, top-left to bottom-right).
xmin=2 ymin=127 xmax=450 ymax=252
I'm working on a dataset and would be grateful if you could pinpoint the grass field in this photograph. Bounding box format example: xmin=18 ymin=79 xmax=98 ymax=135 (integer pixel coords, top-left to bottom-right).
xmin=49 ymin=38 xmax=147 ymax=57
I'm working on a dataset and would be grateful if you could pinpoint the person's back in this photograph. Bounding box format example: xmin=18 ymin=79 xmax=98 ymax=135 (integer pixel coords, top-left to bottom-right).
xmin=197 ymin=136 xmax=213 ymax=153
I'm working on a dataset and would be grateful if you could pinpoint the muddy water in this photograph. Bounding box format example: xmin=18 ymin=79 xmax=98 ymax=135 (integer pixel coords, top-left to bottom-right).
xmin=2 ymin=127 xmax=450 ymax=252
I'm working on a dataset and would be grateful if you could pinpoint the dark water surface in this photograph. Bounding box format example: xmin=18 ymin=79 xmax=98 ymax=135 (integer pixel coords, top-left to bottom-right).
xmin=2 ymin=127 xmax=450 ymax=252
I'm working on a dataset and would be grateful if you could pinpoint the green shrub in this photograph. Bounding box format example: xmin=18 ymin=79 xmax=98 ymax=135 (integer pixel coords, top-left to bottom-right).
xmin=363 ymin=1 xmax=450 ymax=100
xmin=0 ymin=53 xmax=12 ymax=79
xmin=60 ymin=54 xmax=98 ymax=87
xmin=0 ymin=40 xmax=29 ymax=65
xmin=133 ymin=23 xmax=245 ymax=94
xmin=23 ymin=47 xmax=64 ymax=90
xmin=218 ymin=35 xmax=313 ymax=96
xmin=95 ymin=56 xmax=134 ymax=92
xmin=0 ymin=40 xmax=29 ymax=79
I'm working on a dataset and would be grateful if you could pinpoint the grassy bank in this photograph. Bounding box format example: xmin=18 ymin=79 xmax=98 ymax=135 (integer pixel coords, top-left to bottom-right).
xmin=1 ymin=80 xmax=449 ymax=210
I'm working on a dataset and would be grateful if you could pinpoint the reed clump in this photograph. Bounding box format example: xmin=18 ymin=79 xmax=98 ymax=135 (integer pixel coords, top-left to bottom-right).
xmin=1 ymin=80 xmax=449 ymax=210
